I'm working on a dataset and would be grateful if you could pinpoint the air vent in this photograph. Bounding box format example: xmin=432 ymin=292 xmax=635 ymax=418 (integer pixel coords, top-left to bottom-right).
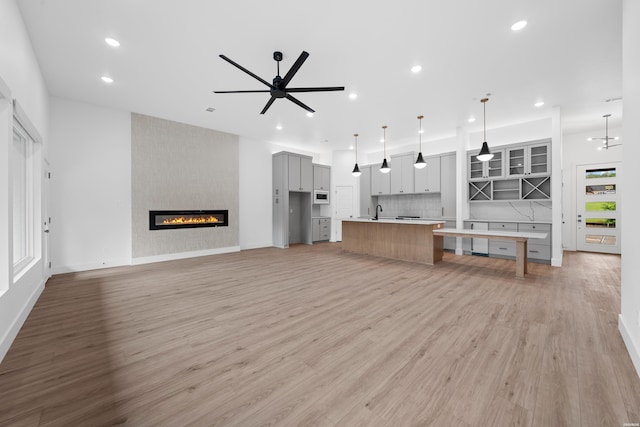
xmin=205 ymin=107 xmax=216 ymax=112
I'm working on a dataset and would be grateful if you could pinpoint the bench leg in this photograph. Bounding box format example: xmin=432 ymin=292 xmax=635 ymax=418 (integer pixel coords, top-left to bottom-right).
xmin=515 ymin=240 xmax=528 ymax=278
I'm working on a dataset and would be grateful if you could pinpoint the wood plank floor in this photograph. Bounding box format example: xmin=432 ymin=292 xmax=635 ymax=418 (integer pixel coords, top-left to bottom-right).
xmin=1 ymin=244 xmax=639 ymax=426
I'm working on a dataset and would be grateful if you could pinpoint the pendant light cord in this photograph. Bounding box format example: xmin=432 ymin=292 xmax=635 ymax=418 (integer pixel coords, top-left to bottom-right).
xmin=481 ymin=97 xmax=488 ymax=142
xmin=382 ymin=125 xmax=387 ymax=157
xmin=418 ymin=115 xmax=423 ymax=151
xmin=354 ymin=133 xmax=358 ymax=159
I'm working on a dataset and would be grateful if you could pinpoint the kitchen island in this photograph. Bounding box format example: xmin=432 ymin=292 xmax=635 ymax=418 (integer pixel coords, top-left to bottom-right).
xmin=342 ymin=218 xmax=445 ymax=265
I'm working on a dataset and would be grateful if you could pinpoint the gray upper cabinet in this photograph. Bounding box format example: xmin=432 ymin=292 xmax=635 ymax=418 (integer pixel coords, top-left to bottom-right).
xmin=506 ymin=142 xmax=550 ymax=177
xmin=313 ymin=164 xmax=331 ymax=190
xmin=440 ymin=153 xmax=456 ymax=218
xmin=468 ymin=150 xmax=504 ymax=181
xmin=414 ymin=155 xmax=441 ymax=193
xmin=289 ymin=154 xmax=312 ymax=192
xmin=390 ymin=153 xmax=415 ymax=194
xmin=359 ymin=165 xmax=374 ymax=217
xmin=371 ymin=162 xmax=391 ymax=195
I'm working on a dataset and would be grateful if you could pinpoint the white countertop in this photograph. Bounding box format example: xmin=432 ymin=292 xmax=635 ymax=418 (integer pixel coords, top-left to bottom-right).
xmin=434 ymin=228 xmax=548 ymax=239
xmin=343 ymin=218 xmax=446 ymax=225
xmin=464 ymin=219 xmax=552 ymax=225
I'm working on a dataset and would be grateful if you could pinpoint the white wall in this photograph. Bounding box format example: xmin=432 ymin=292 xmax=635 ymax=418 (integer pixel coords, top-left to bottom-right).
xmin=49 ymin=97 xmax=131 ymax=272
xmin=620 ymin=0 xmax=640 ymax=377
xmin=0 ymin=0 xmax=50 ymax=361
xmin=561 ymin=126 xmax=623 ymax=251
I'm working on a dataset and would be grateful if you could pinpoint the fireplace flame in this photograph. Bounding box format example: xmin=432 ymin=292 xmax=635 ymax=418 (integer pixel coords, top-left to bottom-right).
xmin=162 ymin=216 xmax=220 ymax=225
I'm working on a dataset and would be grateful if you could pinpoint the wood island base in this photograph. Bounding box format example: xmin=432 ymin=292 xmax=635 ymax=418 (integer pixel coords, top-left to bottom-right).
xmin=342 ymin=220 xmax=444 ymax=265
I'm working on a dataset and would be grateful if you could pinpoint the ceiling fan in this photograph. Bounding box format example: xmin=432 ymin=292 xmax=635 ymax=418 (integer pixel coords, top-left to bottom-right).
xmin=214 ymin=51 xmax=345 ymax=114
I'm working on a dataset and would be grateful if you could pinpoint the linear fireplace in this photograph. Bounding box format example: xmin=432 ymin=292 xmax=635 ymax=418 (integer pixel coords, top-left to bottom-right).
xmin=149 ymin=210 xmax=228 ymax=230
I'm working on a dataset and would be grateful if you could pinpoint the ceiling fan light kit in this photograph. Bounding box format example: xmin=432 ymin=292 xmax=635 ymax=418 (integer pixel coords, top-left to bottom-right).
xmin=214 ymin=51 xmax=345 ymax=114
xmin=592 ymin=114 xmax=621 ymax=151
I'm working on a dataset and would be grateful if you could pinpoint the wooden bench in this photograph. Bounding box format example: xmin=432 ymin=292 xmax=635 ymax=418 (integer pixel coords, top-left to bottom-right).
xmin=432 ymin=228 xmax=548 ymax=278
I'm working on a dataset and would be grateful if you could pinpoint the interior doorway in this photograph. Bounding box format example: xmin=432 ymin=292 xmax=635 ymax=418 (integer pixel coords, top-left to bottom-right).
xmin=576 ymin=162 xmax=621 ymax=254
xmin=334 ymin=186 xmax=353 ymax=241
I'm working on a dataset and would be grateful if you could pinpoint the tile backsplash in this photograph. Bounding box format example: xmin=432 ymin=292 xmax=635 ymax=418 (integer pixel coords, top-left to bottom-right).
xmin=469 ymin=200 xmax=552 ymax=222
xmin=376 ymin=193 xmax=443 ymax=218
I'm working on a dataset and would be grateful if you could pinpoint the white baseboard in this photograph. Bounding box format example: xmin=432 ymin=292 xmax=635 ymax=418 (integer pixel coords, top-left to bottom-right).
xmin=240 ymin=242 xmax=272 ymax=250
xmin=52 ymin=257 xmax=132 ymax=275
xmin=619 ymin=313 xmax=640 ymax=379
xmin=0 ymin=279 xmax=45 ymax=363
xmin=132 ymin=246 xmax=240 ymax=265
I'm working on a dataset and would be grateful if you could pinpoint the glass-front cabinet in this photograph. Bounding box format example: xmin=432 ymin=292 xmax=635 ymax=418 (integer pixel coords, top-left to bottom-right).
xmin=468 ymin=150 xmax=504 ymax=181
xmin=506 ymin=142 xmax=550 ymax=177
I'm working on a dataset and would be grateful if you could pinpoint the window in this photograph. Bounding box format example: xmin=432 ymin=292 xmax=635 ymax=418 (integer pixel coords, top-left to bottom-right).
xmin=12 ymin=121 xmax=35 ymax=273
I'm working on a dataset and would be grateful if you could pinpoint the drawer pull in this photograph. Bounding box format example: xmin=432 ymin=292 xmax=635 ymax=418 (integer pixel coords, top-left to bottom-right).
xmin=499 ymin=247 xmax=507 ymax=250
xmin=530 ymin=250 xmax=539 ymax=253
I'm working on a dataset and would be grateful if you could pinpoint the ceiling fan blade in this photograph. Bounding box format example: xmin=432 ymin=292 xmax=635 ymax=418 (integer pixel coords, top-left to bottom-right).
xmin=260 ymin=96 xmax=277 ymax=114
xmin=214 ymin=90 xmax=271 ymax=93
xmin=285 ymin=94 xmax=315 ymax=113
xmin=281 ymin=51 xmax=309 ymax=87
xmin=219 ymin=55 xmax=273 ymax=88
xmin=286 ymin=87 xmax=345 ymax=93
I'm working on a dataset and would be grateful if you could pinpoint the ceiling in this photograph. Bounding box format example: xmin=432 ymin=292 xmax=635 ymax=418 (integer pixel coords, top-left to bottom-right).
xmin=17 ymin=0 xmax=623 ymax=154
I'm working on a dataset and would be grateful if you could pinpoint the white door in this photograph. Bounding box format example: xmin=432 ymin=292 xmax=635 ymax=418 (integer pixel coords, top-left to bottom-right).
xmin=334 ymin=186 xmax=354 ymax=242
xmin=576 ymin=163 xmax=621 ymax=254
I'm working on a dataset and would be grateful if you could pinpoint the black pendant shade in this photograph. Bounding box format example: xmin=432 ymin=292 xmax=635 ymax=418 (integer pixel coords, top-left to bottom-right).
xmin=415 ymin=151 xmax=427 ymax=169
xmin=477 ymin=141 xmax=494 ymax=161
xmin=380 ymin=158 xmax=390 ymax=173
xmin=352 ymin=163 xmax=361 ymax=176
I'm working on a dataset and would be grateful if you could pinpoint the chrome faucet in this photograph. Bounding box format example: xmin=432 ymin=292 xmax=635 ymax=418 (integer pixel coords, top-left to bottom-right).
xmin=375 ymin=204 xmax=383 ymax=220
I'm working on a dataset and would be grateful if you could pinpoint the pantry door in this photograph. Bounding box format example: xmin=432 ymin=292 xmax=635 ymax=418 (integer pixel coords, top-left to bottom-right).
xmin=576 ymin=163 xmax=621 ymax=254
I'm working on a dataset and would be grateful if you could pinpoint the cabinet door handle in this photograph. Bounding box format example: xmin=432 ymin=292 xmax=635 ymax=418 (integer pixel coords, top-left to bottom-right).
xmin=530 ymin=250 xmax=539 ymax=253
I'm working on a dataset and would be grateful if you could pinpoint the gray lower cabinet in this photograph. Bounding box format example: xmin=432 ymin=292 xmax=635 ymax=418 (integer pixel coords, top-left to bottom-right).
xmin=489 ymin=222 xmax=517 ymax=257
xmin=313 ymin=218 xmax=331 ymax=242
xmin=518 ymin=223 xmax=551 ymax=261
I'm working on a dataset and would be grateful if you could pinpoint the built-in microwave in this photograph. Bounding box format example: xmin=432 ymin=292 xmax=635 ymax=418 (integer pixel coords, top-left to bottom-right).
xmin=313 ymin=190 xmax=330 ymax=204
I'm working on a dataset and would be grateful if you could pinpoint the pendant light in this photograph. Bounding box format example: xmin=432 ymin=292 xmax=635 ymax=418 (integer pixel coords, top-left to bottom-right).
xmin=476 ymin=97 xmax=494 ymax=162
xmin=414 ymin=115 xmax=427 ymax=169
xmin=380 ymin=125 xmax=390 ymax=173
xmin=590 ymin=114 xmax=621 ymax=150
xmin=352 ymin=133 xmax=362 ymax=176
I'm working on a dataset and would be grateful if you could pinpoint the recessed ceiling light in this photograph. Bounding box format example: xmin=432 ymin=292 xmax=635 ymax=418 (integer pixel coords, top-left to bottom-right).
xmin=101 ymin=76 xmax=114 ymax=83
xmin=104 ymin=37 xmax=120 ymax=47
xmin=511 ymin=20 xmax=527 ymax=31
xmin=276 ymin=125 xmax=283 ymax=130
xmin=349 ymin=145 xmax=354 ymax=150
xmin=348 ymin=93 xmax=358 ymax=100
xmin=534 ymin=101 xmax=545 ymax=107
xmin=468 ymin=117 xmax=476 ymax=123
xmin=306 ymin=112 xmax=314 ymax=118
xmin=380 ymin=138 xmax=384 ymax=143
xmin=411 ymin=65 xmax=422 ymax=73
xmin=587 ymin=137 xmax=593 ymax=141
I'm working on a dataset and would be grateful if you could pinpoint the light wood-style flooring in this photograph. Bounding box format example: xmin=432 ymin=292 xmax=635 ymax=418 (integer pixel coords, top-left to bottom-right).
xmin=1 ymin=244 xmax=639 ymax=426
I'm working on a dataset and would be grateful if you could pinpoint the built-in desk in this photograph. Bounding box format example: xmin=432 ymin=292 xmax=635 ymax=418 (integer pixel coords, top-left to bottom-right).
xmin=341 ymin=219 xmax=445 ymax=265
